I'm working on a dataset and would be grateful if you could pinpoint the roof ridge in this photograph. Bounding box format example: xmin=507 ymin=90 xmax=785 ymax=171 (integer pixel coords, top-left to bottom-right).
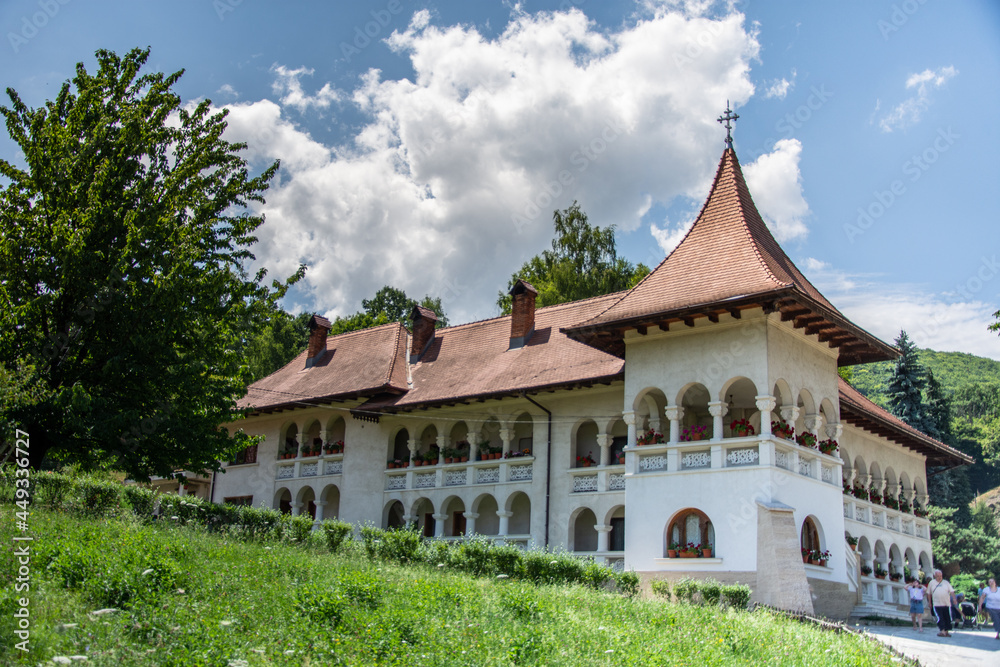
xmin=383 ymin=321 xmax=405 ymax=388
xmin=726 ymin=150 xmax=792 ymax=290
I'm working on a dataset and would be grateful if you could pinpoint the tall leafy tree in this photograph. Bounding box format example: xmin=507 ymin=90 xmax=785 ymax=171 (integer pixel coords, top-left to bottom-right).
xmin=497 ymin=202 xmax=649 ymax=314
xmin=358 ymin=286 xmax=448 ymax=328
xmin=0 ymin=48 xmax=303 ymax=477
xmin=242 ymin=309 xmax=312 ymax=382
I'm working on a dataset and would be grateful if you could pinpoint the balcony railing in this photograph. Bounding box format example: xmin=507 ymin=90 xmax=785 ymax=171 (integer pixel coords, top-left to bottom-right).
xmin=384 ymin=458 xmax=534 ymax=491
xmin=568 ymin=465 xmax=626 ymax=493
xmin=843 ymin=495 xmax=931 ymax=540
xmin=276 ymin=453 xmax=343 ymax=481
xmin=629 ymin=434 xmax=841 ymax=487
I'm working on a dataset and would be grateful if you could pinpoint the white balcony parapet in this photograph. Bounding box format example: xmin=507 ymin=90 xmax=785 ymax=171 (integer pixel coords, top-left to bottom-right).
xmin=572 ymin=475 xmax=599 ymax=493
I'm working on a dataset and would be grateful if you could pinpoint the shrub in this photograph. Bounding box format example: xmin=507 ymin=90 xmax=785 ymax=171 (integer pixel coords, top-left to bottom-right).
xmin=673 ymin=578 xmax=698 ymax=603
xmin=615 ymin=570 xmax=640 ymax=597
xmin=321 ymin=519 xmax=354 ymax=553
xmin=950 ymin=573 xmax=980 ymax=600
xmin=650 ymin=579 xmax=671 ymax=599
xmin=378 ymin=526 xmax=422 ymax=563
xmin=34 ymin=471 xmax=75 ymax=508
xmin=721 ymin=583 xmax=752 ymax=609
xmin=77 ymin=478 xmax=124 ymax=516
xmin=359 ymin=525 xmax=383 ymax=559
xmin=580 ymin=560 xmax=613 ymax=590
xmin=421 ymin=538 xmax=452 ymax=567
xmin=287 ymin=515 xmax=315 ymax=543
xmin=699 ymin=579 xmax=722 ymax=606
xmin=122 ymin=485 xmax=157 ymax=518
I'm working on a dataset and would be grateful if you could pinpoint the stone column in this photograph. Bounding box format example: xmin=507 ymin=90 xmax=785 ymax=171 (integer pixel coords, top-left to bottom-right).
xmin=825 ymin=423 xmax=843 ymax=441
xmin=597 ymin=434 xmax=611 ymax=466
xmin=803 ymin=413 xmax=821 ymax=438
xmin=755 ymin=396 xmax=776 ymax=437
xmin=596 ymin=524 xmax=612 ymax=553
xmin=708 ymin=401 xmax=728 ymax=442
xmin=290 ymin=501 xmax=303 ymax=517
xmin=408 ymin=438 xmax=417 ymax=467
xmin=665 ymin=405 xmax=684 ymax=444
xmin=314 ymin=499 xmax=327 ymax=524
xmin=464 ymin=512 xmax=479 ymax=536
xmin=467 ymin=424 xmax=479 ymax=461
xmin=779 ymin=405 xmax=800 ymax=429
xmin=433 ymin=513 xmax=448 ymax=538
xmin=648 ymin=416 xmax=662 ymax=434
xmin=500 ymin=428 xmax=512 ymax=458
xmin=437 ymin=434 xmax=448 ymax=465
xmin=623 ymin=411 xmax=637 ymax=448
xmin=497 ymin=510 xmax=513 ymax=536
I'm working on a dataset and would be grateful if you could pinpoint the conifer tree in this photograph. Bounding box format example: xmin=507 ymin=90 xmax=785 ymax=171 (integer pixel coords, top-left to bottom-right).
xmin=886 ymin=331 xmax=931 ymax=433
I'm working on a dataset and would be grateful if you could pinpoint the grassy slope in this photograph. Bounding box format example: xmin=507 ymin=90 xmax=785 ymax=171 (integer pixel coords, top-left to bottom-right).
xmin=0 ymin=509 xmax=908 ymax=667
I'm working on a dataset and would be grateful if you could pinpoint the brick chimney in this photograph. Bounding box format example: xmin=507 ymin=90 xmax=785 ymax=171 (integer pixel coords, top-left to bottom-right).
xmin=409 ymin=305 xmax=438 ymax=363
xmin=306 ymin=314 xmax=331 ymax=368
xmin=508 ymin=280 xmax=537 ymax=349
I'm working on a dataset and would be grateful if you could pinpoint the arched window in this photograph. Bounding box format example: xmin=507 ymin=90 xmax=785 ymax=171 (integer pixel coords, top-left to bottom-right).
xmin=667 ymin=508 xmax=714 ymax=552
xmin=800 ymin=517 xmax=821 ymax=556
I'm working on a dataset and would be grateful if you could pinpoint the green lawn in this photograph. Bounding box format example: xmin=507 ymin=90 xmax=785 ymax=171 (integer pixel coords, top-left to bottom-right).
xmin=1 ymin=508 xmax=910 ymax=666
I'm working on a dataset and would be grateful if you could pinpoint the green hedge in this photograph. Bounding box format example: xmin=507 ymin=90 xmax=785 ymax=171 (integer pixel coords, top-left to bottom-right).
xmin=0 ymin=468 xmax=640 ymax=599
xmin=660 ymin=577 xmax=752 ymax=609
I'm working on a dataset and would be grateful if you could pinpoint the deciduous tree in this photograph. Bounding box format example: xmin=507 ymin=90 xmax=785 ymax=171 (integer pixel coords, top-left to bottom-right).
xmin=497 ymin=202 xmax=649 ymax=314
xmin=0 ymin=48 xmax=303 ymax=478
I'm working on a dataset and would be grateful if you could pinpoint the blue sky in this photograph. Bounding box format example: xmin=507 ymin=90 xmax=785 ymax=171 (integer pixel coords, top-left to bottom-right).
xmin=2 ymin=0 xmax=998 ymax=359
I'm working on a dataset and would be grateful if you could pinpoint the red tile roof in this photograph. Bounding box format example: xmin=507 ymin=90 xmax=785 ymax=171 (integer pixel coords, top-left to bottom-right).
xmin=239 ymin=322 xmax=409 ymax=411
xmin=838 ymin=378 xmax=972 ymax=467
xmin=563 ymin=148 xmax=896 ymax=365
xmin=359 ymin=292 xmax=626 ymax=414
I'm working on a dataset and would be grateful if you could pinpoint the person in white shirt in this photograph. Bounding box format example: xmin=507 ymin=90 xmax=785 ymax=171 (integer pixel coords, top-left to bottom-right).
xmin=928 ymin=569 xmax=958 ymax=637
xmin=905 ymin=576 xmax=926 ymax=631
xmin=978 ymin=577 xmax=1000 ymax=639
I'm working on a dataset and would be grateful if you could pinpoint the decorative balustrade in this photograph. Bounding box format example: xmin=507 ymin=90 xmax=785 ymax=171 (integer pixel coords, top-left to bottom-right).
xmin=275 ymin=453 xmax=344 ymax=482
xmin=567 ymin=464 xmax=627 ymax=493
xmin=382 ymin=458 xmax=536 ymax=492
xmin=629 ymin=435 xmax=841 ymax=488
xmin=843 ymin=496 xmax=932 ymax=541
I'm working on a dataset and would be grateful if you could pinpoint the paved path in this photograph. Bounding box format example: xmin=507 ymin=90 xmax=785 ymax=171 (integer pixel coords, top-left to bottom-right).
xmin=864 ymin=625 xmax=1000 ymax=666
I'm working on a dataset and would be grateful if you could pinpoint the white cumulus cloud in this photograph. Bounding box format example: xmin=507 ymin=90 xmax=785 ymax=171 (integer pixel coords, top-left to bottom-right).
xmin=220 ymin=6 xmax=762 ymax=323
xmin=743 ymin=138 xmax=809 ymax=243
xmin=878 ymin=65 xmax=957 ymax=133
xmin=270 ymin=65 xmax=339 ymax=113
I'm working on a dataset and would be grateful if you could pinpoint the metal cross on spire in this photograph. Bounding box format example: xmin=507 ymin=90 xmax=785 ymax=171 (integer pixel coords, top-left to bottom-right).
xmin=717 ymin=101 xmax=739 ymax=149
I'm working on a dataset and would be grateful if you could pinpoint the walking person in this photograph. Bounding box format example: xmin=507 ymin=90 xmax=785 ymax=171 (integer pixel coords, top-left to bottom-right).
xmin=928 ymin=570 xmax=958 ymax=637
xmin=905 ymin=576 xmax=927 ymax=632
xmin=978 ymin=577 xmax=1000 ymax=640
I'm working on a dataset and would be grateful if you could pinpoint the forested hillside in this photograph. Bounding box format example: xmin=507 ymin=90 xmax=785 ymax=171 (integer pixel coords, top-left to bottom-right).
xmin=848 ymin=349 xmax=1000 ymax=406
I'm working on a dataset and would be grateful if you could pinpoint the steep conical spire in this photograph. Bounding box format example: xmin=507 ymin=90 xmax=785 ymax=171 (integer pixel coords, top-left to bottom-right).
xmin=574 ymin=146 xmax=836 ymax=326
xmin=564 ymin=145 xmax=896 ymax=365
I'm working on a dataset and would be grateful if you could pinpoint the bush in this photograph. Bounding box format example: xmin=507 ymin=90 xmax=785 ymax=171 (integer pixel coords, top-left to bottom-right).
xmin=122 ymin=485 xmax=157 ymax=518
xmin=950 ymin=573 xmax=980 ymax=600
xmin=721 ymin=583 xmax=752 ymax=609
xmin=673 ymin=578 xmax=698 ymax=603
xmin=650 ymin=579 xmax=671 ymax=599
xmin=34 ymin=471 xmax=75 ymax=508
xmin=580 ymin=560 xmax=613 ymax=590
xmin=359 ymin=525 xmax=382 ymax=559
xmin=287 ymin=515 xmax=315 ymax=543
xmin=378 ymin=526 xmax=422 ymax=563
xmin=699 ymin=579 xmax=722 ymax=606
xmin=615 ymin=570 xmax=640 ymax=597
xmin=295 ymin=583 xmax=346 ymax=625
xmin=321 ymin=519 xmax=354 ymax=553
xmin=77 ymin=478 xmax=124 ymax=516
